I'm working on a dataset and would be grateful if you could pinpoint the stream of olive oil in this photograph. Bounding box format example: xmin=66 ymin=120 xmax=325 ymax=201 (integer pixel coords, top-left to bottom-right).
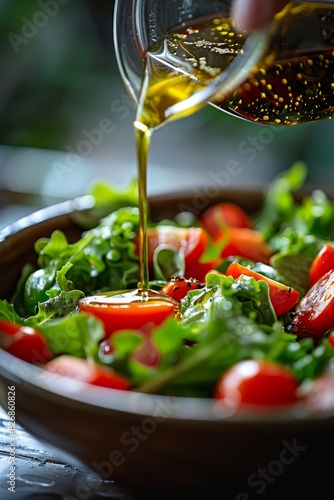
xmin=135 ymin=2 xmax=334 ymax=293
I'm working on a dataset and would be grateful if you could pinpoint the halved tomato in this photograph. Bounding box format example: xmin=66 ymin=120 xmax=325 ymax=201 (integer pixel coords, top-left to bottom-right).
xmin=225 ymin=262 xmax=300 ymax=316
xmin=309 ymin=242 xmax=334 ymax=287
xmin=216 ymin=227 xmax=274 ymax=264
xmin=290 ymin=268 xmax=334 ymax=342
xmin=200 ymin=201 xmax=253 ymax=237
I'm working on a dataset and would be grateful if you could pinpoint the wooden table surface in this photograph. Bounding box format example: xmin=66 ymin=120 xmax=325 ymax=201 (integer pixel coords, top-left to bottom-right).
xmin=0 ymin=406 xmax=135 ymax=500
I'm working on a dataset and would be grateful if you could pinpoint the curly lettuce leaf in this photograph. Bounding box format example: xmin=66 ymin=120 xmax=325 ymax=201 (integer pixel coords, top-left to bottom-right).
xmin=24 ymin=290 xmax=84 ymax=327
xmin=18 ymin=207 xmax=141 ymax=316
xmin=180 ymin=271 xmax=276 ymax=335
xmin=38 ymin=313 xmax=104 ymax=360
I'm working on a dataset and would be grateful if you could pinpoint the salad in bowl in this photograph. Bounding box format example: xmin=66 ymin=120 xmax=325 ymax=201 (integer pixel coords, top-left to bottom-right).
xmin=0 ymin=161 xmax=333 ymax=415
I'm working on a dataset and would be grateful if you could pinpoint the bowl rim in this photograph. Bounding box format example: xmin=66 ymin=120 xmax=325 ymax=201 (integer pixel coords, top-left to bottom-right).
xmin=0 ymin=348 xmax=319 ymax=424
xmin=0 ymin=194 xmax=333 ymax=425
xmin=0 ymin=194 xmax=95 ymax=242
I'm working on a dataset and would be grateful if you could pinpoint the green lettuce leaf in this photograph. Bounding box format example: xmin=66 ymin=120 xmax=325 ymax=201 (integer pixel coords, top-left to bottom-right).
xmin=255 ymin=161 xmax=307 ymax=240
xmin=38 ymin=313 xmax=104 ymax=360
xmin=0 ymin=300 xmax=23 ymax=325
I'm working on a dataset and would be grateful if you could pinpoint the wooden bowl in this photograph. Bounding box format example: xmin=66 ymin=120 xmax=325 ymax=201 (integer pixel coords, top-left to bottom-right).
xmin=0 ymin=192 xmax=333 ymax=499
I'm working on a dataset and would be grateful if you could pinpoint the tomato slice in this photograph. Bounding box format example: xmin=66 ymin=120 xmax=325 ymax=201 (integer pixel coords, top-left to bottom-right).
xmin=215 ymin=359 xmax=299 ymax=408
xmin=79 ymin=291 xmax=176 ymax=339
xmin=215 ymin=228 xmax=273 ymax=264
xmin=309 ymin=242 xmax=334 ymax=287
xmin=225 ymin=262 xmax=300 ymax=316
xmin=290 ymin=269 xmax=334 ymax=342
xmin=44 ymin=354 xmax=130 ymax=390
xmin=0 ymin=319 xmax=50 ymax=364
xmin=161 ymin=276 xmax=203 ymax=302
xmin=200 ymin=202 xmax=253 ymax=237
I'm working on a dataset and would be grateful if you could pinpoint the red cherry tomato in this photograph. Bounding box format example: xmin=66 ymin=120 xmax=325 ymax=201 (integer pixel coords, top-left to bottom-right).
xmin=215 ymin=359 xmax=299 ymax=408
xmin=309 ymin=243 xmax=334 ymax=287
xmin=290 ymin=269 xmax=334 ymax=342
xmin=225 ymin=262 xmax=300 ymax=317
xmin=44 ymin=354 xmax=130 ymax=390
xmin=200 ymin=202 xmax=253 ymax=237
xmin=161 ymin=276 xmax=203 ymax=302
xmin=0 ymin=319 xmax=50 ymax=364
xmin=79 ymin=293 xmax=176 ymax=339
xmin=216 ymin=228 xmax=274 ymax=264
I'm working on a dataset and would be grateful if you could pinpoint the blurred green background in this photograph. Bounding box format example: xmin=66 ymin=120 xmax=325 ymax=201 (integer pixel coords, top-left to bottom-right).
xmin=1 ymin=0 xmax=334 ymax=226
xmin=1 ymin=0 xmax=117 ymax=149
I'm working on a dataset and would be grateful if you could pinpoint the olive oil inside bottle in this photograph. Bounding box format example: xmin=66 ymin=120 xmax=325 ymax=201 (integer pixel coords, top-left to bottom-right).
xmin=136 ymin=3 xmax=334 ymax=129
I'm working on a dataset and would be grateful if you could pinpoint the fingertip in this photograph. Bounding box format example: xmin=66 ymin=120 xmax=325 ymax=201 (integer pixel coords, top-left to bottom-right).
xmin=232 ymin=0 xmax=288 ymax=32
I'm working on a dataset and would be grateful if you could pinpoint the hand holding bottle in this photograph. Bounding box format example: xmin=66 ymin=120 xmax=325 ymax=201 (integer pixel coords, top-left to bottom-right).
xmin=115 ymin=0 xmax=334 ymax=126
xmin=232 ymin=0 xmax=289 ymax=30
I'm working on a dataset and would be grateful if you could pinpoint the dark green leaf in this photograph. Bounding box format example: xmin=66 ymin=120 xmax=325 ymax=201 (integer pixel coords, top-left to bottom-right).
xmin=271 ymin=253 xmax=314 ymax=296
